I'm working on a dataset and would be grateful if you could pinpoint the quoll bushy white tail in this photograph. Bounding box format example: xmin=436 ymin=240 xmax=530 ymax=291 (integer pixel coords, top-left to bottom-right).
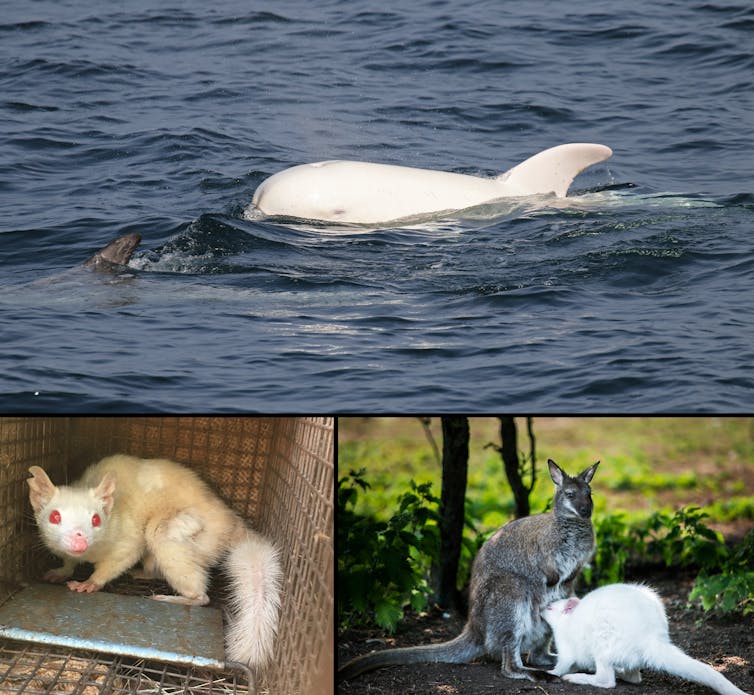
xmin=224 ymin=530 xmax=283 ymax=669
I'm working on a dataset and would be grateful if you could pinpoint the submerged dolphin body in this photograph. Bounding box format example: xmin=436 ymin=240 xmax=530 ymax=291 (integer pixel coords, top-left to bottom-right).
xmin=247 ymin=143 xmax=613 ymax=225
xmin=18 ymin=233 xmax=142 ymax=291
xmin=83 ymin=233 xmax=141 ymax=271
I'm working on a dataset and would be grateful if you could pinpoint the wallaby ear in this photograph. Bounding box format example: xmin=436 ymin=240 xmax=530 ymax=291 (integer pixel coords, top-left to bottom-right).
xmin=547 ymin=459 xmax=564 ymax=486
xmin=579 ymin=461 xmax=600 ymax=484
xmin=93 ymin=472 xmax=117 ymax=515
xmin=27 ymin=466 xmax=57 ymax=512
xmin=564 ymin=597 xmax=580 ymax=614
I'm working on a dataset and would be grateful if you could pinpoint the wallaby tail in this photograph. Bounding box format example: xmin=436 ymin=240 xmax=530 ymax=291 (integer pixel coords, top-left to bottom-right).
xmin=338 ymin=628 xmax=483 ymax=682
xmin=649 ymin=642 xmax=749 ymax=695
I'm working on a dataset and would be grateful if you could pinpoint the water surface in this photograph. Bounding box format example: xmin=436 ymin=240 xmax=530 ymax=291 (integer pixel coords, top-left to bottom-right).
xmin=1 ymin=1 xmax=752 ymax=411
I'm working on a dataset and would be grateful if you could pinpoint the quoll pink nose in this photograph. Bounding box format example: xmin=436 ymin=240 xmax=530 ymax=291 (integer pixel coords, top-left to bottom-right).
xmin=69 ymin=532 xmax=89 ymax=554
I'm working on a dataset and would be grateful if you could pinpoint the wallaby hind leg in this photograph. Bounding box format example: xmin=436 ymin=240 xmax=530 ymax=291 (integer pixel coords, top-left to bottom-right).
xmin=498 ymin=631 xmax=553 ymax=682
xmin=523 ymin=617 xmax=557 ymax=670
xmin=501 ymin=645 xmax=554 ymax=682
xmin=564 ymin=660 xmax=617 ymax=688
xmin=478 ymin=575 xmax=552 ymax=681
xmin=525 ymin=644 xmax=557 ymax=670
xmin=501 ymin=641 xmax=536 ymax=681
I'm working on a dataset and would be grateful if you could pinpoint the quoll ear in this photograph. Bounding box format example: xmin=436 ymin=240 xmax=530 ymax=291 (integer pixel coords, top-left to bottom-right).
xmin=564 ymin=597 xmax=580 ymax=614
xmin=93 ymin=472 xmax=117 ymax=515
xmin=27 ymin=466 xmax=57 ymax=512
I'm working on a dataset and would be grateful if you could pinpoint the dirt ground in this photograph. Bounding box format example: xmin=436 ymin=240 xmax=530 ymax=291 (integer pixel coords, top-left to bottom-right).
xmin=337 ymin=572 xmax=754 ymax=695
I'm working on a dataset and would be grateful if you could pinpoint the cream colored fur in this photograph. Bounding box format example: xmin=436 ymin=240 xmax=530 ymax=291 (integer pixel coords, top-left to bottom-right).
xmin=28 ymin=455 xmax=282 ymax=671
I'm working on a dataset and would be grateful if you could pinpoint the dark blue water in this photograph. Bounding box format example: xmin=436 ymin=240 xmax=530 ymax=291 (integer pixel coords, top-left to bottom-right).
xmin=1 ymin=1 xmax=753 ymax=411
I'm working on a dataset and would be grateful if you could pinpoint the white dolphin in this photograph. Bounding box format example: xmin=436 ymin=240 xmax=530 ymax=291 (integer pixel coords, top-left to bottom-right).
xmin=246 ymin=142 xmax=612 ymax=226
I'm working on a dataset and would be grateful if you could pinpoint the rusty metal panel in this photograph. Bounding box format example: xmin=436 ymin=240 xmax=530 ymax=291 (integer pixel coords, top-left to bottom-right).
xmin=0 ymin=583 xmax=226 ymax=668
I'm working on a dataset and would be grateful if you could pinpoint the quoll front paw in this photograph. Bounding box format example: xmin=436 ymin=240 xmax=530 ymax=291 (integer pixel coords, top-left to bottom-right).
xmin=66 ymin=580 xmax=101 ymax=593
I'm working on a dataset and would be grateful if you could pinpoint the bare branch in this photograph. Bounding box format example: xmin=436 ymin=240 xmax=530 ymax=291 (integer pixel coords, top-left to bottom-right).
xmin=417 ymin=417 xmax=442 ymax=466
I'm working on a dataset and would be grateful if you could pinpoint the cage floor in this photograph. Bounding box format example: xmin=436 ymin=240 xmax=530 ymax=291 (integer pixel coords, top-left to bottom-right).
xmin=0 ymin=584 xmax=226 ymax=669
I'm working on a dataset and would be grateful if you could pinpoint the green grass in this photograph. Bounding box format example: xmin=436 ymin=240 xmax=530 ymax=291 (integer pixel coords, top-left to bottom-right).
xmin=339 ymin=417 xmax=754 ymax=536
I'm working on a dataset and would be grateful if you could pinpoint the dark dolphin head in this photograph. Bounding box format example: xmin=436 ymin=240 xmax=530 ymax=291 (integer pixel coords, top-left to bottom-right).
xmin=83 ymin=233 xmax=142 ymax=271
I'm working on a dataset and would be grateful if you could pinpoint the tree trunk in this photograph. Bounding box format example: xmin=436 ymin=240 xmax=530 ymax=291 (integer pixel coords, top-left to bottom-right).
xmin=436 ymin=416 xmax=469 ymax=610
xmin=499 ymin=416 xmax=530 ymax=518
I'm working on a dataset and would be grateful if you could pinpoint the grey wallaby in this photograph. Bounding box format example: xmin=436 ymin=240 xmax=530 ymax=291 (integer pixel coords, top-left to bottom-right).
xmin=338 ymin=458 xmax=599 ymax=683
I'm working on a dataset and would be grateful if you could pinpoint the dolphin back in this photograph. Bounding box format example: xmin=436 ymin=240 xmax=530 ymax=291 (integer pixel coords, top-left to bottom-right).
xmin=248 ymin=143 xmax=613 ymax=225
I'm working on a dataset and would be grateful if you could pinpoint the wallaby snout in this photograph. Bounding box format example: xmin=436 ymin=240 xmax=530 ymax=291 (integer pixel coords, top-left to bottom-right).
xmin=559 ymin=488 xmax=593 ymax=519
xmin=574 ymin=487 xmax=594 ymax=519
xmin=577 ymin=500 xmax=593 ymax=519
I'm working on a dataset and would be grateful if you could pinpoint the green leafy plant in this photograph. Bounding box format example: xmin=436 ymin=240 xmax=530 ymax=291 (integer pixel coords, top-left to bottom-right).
xmin=689 ymin=529 xmax=754 ymax=615
xmin=636 ymin=506 xmax=727 ymax=572
xmin=338 ymin=469 xmax=440 ymax=632
xmin=588 ymin=506 xmax=752 ymax=617
xmin=583 ymin=513 xmax=637 ymax=586
xmin=689 ymin=572 xmax=754 ymax=615
xmin=587 ymin=506 xmax=729 ymax=587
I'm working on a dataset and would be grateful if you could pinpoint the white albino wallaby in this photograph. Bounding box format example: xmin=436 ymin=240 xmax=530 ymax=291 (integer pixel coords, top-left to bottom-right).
xmin=543 ymin=583 xmax=749 ymax=695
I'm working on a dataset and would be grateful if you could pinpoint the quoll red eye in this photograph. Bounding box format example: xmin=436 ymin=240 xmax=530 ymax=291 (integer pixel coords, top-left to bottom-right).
xmin=49 ymin=510 xmax=61 ymax=524
xmin=91 ymin=513 xmax=101 ymax=527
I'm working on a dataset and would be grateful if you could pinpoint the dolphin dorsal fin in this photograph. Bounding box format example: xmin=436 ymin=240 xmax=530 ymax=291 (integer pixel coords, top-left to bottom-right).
xmin=496 ymin=143 xmax=612 ymax=197
xmin=83 ymin=233 xmax=142 ymax=270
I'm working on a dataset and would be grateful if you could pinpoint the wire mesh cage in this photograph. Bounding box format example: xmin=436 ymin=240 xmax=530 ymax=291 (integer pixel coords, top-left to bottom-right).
xmin=0 ymin=417 xmax=334 ymax=695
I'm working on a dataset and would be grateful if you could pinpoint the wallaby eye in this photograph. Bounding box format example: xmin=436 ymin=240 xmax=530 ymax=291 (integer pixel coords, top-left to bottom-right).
xmin=91 ymin=513 xmax=102 ymax=527
xmin=49 ymin=510 xmax=61 ymax=525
